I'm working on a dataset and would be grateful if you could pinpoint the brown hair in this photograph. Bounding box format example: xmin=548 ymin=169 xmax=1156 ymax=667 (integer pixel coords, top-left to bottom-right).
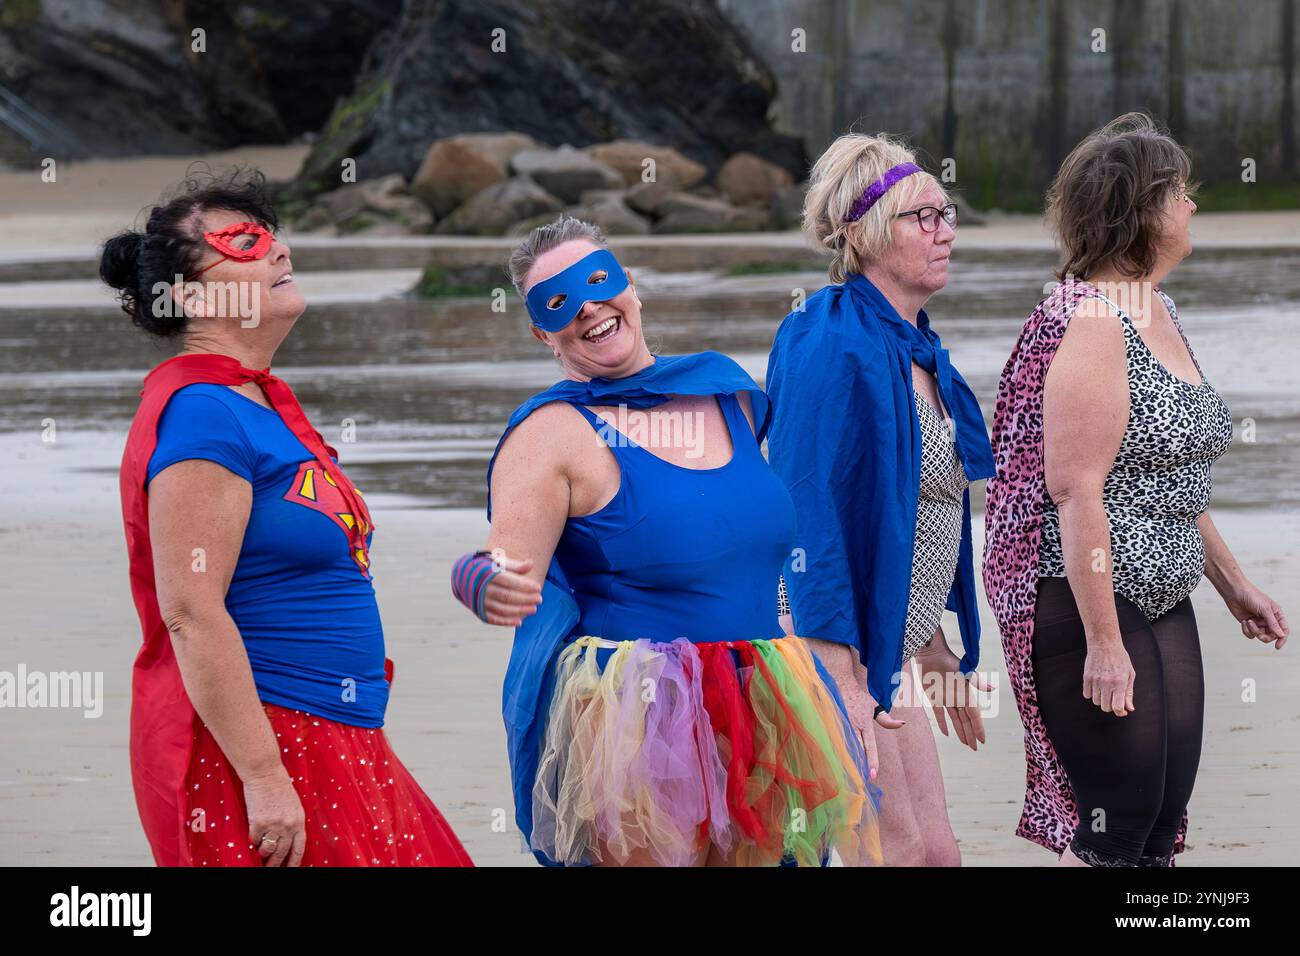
xmin=1047 ymin=112 xmax=1197 ymax=281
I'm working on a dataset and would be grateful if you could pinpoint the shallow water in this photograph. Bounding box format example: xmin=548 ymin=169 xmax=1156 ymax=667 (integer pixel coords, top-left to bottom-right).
xmin=1 ymin=246 xmax=1296 ymax=513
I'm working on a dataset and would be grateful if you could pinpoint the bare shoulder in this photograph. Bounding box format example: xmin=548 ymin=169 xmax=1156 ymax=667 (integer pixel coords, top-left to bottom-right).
xmin=734 ymin=390 xmax=757 ymax=435
xmin=1053 ymin=294 xmax=1127 ymax=370
xmin=493 ymin=400 xmax=593 ymax=479
xmin=1154 ymin=287 xmax=1183 ymax=329
xmin=1042 ymin=292 xmax=1129 ymax=460
xmin=1155 ymin=286 xmax=1178 ymax=315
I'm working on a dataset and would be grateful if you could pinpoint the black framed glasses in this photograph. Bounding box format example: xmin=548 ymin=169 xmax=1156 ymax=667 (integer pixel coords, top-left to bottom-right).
xmin=896 ymin=203 xmax=958 ymax=233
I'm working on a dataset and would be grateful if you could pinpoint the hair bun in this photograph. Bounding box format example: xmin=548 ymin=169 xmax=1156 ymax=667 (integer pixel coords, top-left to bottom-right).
xmin=99 ymin=166 xmax=276 ymax=337
xmin=99 ymin=231 xmax=146 ymax=292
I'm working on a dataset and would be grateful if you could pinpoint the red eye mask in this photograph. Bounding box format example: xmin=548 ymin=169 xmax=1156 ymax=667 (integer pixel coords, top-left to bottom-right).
xmin=185 ymin=222 xmax=274 ymax=279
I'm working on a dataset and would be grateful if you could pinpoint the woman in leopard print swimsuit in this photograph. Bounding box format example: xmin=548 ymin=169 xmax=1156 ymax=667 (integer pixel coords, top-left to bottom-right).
xmin=983 ymin=113 xmax=1289 ymax=868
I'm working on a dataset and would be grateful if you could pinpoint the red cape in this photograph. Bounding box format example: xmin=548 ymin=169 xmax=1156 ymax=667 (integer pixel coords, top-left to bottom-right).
xmin=120 ymin=354 xmax=384 ymax=865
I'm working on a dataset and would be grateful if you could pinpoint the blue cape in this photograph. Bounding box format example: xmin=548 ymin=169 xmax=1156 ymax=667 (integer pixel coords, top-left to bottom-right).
xmin=484 ymin=350 xmax=770 ymax=865
xmin=764 ymin=272 xmax=995 ymax=712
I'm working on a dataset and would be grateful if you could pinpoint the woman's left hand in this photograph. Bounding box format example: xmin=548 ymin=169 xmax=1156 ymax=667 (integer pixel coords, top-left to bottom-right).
xmin=914 ymin=629 xmax=991 ymax=752
xmin=1224 ymin=579 xmax=1289 ymax=648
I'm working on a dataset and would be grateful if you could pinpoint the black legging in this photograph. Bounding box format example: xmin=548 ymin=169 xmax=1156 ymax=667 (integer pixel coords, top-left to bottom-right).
xmin=1032 ymin=576 xmax=1205 ymax=867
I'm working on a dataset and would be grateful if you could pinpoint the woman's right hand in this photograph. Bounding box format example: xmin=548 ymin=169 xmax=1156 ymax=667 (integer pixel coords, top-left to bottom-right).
xmin=243 ymin=766 xmax=307 ymax=867
xmin=481 ymin=553 xmax=543 ymax=626
xmin=802 ymin=638 xmax=905 ymax=782
xmin=1082 ymin=639 xmax=1136 ymax=716
xmin=846 ymin=684 xmax=906 ymax=783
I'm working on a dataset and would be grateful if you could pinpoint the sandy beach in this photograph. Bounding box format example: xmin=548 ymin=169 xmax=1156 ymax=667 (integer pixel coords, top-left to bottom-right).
xmin=1 ymin=145 xmax=1296 ymax=866
xmin=2 ymin=462 xmax=1295 ymax=866
xmin=0 ymin=146 xmax=312 ymax=256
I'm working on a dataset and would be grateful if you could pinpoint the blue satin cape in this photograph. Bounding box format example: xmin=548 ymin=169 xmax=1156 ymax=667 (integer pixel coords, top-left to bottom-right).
xmin=764 ymin=272 xmax=995 ymax=712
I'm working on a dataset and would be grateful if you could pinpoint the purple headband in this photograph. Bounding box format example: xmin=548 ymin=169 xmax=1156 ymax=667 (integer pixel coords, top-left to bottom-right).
xmin=844 ymin=162 xmax=922 ymax=223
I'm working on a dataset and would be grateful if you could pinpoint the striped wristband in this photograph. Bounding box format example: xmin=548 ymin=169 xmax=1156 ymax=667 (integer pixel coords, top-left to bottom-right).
xmin=451 ymin=551 xmax=502 ymax=623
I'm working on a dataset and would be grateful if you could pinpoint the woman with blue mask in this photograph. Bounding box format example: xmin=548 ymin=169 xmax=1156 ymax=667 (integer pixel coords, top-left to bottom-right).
xmin=767 ymin=134 xmax=994 ymax=866
xmin=449 ymin=214 xmax=883 ymax=867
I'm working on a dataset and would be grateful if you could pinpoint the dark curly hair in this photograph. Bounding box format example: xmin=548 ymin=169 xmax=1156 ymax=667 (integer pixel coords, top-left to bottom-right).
xmin=1047 ymin=112 xmax=1198 ymax=281
xmin=99 ymin=166 xmax=279 ymax=337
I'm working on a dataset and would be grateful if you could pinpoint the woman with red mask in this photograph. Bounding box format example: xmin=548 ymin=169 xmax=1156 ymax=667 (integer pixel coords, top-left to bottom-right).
xmin=102 ymin=169 xmax=472 ymax=868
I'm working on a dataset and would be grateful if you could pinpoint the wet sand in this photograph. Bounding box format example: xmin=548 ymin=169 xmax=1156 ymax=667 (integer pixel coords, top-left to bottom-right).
xmin=1 ymin=146 xmax=1297 ymax=866
xmin=2 ymin=447 xmax=1295 ymax=865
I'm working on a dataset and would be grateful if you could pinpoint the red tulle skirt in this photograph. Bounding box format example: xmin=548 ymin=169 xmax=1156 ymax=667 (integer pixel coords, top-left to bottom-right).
xmin=184 ymin=703 xmax=473 ymax=866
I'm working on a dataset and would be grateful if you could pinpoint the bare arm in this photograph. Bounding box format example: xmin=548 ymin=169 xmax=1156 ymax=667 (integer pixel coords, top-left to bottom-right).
xmin=799 ymin=635 xmax=898 ymax=781
xmin=478 ymin=403 xmax=580 ymax=624
xmin=1198 ymin=510 xmax=1246 ymax=596
xmin=736 ymin=389 xmax=757 ymax=435
xmin=151 ymin=460 xmax=281 ymax=783
xmin=776 ymin=575 xmax=879 ymax=719
xmin=149 ymin=459 xmax=304 ymax=865
xmin=1197 ymin=510 xmax=1289 ymax=645
xmin=1042 ymin=301 xmax=1136 ymax=715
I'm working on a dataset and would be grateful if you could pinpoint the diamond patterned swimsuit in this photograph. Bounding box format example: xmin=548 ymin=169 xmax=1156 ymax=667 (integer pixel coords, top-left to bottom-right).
xmin=775 ymin=390 xmax=968 ymax=664
xmin=901 ymin=391 xmax=969 ymax=662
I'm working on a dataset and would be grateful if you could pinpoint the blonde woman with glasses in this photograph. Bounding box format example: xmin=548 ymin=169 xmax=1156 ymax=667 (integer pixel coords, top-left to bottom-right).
xmin=767 ymin=133 xmax=995 ymax=866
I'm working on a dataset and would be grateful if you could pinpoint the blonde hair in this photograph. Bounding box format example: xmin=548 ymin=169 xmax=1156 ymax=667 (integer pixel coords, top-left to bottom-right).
xmin=802 ymin=132 xmax=948 ymax=282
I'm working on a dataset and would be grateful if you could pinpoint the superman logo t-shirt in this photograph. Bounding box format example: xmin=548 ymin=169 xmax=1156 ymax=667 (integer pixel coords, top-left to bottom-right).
xmin=146 ymin=383 xmax=388 ymax=727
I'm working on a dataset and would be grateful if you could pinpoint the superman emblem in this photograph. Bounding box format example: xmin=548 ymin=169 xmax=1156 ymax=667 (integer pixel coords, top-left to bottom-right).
xmin=283 ymin=461 xmax=371 ymax=571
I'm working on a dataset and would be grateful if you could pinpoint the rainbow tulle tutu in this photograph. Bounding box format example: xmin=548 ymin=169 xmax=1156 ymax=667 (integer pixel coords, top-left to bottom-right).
xmin=530 ymin=634 xmax=884 ymax=867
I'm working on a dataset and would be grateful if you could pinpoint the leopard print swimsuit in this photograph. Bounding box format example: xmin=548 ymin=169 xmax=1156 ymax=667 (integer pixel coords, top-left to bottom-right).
xmin=1036 ymin=289 xmax=1233 ymax=621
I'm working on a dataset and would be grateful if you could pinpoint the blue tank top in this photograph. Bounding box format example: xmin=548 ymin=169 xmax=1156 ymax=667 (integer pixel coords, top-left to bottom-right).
xmin=554 ymin=393 xmax=795 ymax=642
xmin=145 ymin=383 xmax=388 ymax=727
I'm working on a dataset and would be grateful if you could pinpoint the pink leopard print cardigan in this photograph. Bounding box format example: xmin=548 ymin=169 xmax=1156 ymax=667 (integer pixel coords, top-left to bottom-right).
xmin=982 ymin=280 xmax=1187 ymax=863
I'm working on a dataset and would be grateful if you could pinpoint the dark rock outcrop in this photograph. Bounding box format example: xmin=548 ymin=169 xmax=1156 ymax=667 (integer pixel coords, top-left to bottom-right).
xmin=0 ymin=0 xmax=400 ymax=160
xmin=288 ymin=0 xmax=806 ymax=199
xmin=301 ymin=173 xmax=434 ymax=235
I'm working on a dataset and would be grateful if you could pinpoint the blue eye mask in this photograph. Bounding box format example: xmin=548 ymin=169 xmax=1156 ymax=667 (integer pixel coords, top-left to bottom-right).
xmin=524 ymin=248 xmax=630 ymax=332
